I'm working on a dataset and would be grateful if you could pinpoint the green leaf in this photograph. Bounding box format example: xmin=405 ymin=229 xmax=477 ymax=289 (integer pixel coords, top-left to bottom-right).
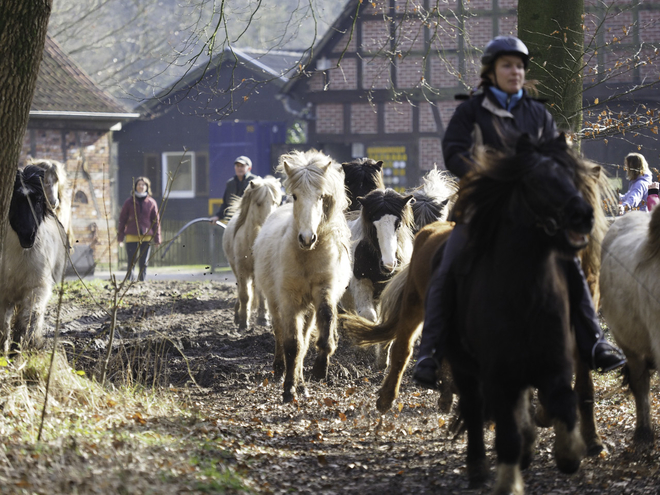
xmin=0 ymin=357 xmax=8 ymax=367
xmin=75 ymin=370 xmax=86 ymax=376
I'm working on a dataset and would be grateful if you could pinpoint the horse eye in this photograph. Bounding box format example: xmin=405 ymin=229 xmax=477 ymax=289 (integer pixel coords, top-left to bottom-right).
xmin=395 ymin=219 xmax=401 ymax=229
xmin=292 ymin=194 xmax=297 ymax=201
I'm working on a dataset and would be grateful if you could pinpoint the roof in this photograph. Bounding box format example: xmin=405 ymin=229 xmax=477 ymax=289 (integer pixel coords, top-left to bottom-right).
xmin=30 ymin=36 xmax=138 ymax=119
xmin=136 ymin=46 xmax=303 ymax=115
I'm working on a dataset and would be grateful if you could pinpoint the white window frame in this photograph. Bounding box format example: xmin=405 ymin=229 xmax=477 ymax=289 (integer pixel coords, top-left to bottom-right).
xmin=162 ymin=151 xmax=196 ymax=199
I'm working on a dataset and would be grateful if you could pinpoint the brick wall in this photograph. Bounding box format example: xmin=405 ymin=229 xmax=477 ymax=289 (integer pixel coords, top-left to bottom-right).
xmin=328 ymin=57 xmax=358 ymax=90
xmin=331 ymin=30 xmax=357 ymax=53
xmin=362 ymin=20 xmax=391 ymax=53
xmin=362 ymin=56 xmax=392 ymax=89
xmin=384 ymin=101 xmax=413 ymax=133
xmin=419 ymin=103 xmax=438 ymax=133
xmin=430 ymin=55 xmax=460 ymax=88
xmin=21 ymin=128 xmax=118 ymax=266
xmin=351 ymin=103 xmax=379 ymax=134
xmin=316 ymin=103 xmax=344 ymax=134
xmin=419 ymin=137 xmax=444 ymax=171
xmin=640 ymin=10 xmax=660 ymax=43
xmin=397 ymin=56 xmax=425 ymax=89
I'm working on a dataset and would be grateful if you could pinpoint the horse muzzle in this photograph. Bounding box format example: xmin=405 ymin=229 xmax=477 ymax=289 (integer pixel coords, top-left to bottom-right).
xmin=380 ymin=259 xmax=398 ymax=275
xmin=298 ymin=233 xmax=317 ymax=250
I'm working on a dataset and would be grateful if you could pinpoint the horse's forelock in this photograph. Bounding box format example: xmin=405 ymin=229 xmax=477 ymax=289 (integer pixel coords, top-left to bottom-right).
xmin=282 ymin=152 xmax=347 ymax=213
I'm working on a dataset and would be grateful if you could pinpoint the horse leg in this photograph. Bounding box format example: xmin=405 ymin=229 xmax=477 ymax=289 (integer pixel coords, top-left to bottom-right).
xmin=574 ymin=358 xmax=604 ymax=455
xmin=374 ymin=341 xmax=391 ymax=372
xmin=0 ymin=302 xmax=12 ymax=354
xmin=452 ymin=369 xmax=488 ymax=487
xmin=352 ymin=278 xmax=377 ymax=322
xmin=518 ymin=388 xmax=537 ymax=471
xmin=437 ymin=360 xmax=455 ymax=413
xmin=626 ymin=354 xmax=654 ymax=446
xmin=311 ymin=293 xmax=337 ymax=381
xmin=296 ymin=310 xmax=314 ymax=397
xmin=489 ymin=388 xmax=525 ymax=495
xmin=539 ymin=375 xmax=586 ymax=474
xmin=376 ymin=293 xmax=424 ymax=413
xmin=282 ymin=313 xmax=305 ymax=403
xmin=236 ymin=275 xmax=250 ymax=330
xmin=255 ymin=289 xmax=270 ymax=327
xmin=269 ymin=303 xmax=285 ymax=381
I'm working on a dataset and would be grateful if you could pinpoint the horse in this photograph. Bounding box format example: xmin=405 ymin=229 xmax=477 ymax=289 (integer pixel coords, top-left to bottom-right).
xmin=342 ymin=158 xmax=384 ymax=211
xmin=0 ymin=165 xmax=68 ymax=351
xmin=343 ymin=188 xmax=414 ymax=369
xmin=444 ymin=135 xmax=592 ymax=492
xmin=600 ymin=207 xmax=660 ymax=447
xmin=407 ymin=167 xmax=458 ymax=232
xmin=222 ymin=176 xmax=282 ymax=330
xmin=253 ymin=149 xmax=351 ymax=403
xmin=343 ymin=146 xmax=612 ymax=457
xmin=27 ymin=158 xmax=72 ymax=245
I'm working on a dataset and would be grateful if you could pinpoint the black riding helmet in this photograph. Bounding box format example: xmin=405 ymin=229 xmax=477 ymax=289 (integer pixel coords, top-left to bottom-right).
xmin=481 ymin=36 xmax=529 ymax=68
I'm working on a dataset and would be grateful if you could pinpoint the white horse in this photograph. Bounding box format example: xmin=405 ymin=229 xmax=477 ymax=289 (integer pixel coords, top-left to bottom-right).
xmin=0 ymin=166 xmax=67 ymax=351
xmin=27 ymin=158 xmax=72 ymax=245
xmin=600 ymin=208 xmax=660 ymax=447
xmin=222 ymin=176 xmax=282 ymax=330
xmin=253 ymin=149 xmax=351 ymax=403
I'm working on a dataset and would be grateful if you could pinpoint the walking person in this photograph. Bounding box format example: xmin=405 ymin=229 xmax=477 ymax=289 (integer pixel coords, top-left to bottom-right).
xmin=412 ymin=36 xmax=626 ymax=389
xmin=118 ymin=177 xmax=161 ymax=282
xmin=210 ymin=156 xmax=258 ymax=222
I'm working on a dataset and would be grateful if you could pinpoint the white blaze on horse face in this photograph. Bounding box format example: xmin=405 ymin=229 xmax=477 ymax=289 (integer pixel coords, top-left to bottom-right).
xmin=373 ymin=214 xmax=399 ymax=273
xmin=294 ymin=190 xmax=324 ymax=249
xmin=43 ymin=176 xmax=59 ymax=209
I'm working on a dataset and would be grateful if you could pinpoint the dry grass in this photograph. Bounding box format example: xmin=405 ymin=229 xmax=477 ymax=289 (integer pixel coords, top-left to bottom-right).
xmin=0 ymin=351 xmax=254 ymax=494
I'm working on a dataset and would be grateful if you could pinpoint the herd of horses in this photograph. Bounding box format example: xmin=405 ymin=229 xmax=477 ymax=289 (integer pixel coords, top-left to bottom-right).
xmin=3 ymin=142 xmax=660 ymax=494
xmin=223 ymin=138 xmax=660 ymax=494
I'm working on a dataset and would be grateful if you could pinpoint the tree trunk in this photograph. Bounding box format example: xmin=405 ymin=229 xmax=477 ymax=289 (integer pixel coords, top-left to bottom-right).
xmin=518 ymin=0 xmax=584 ymax=135
xmin=0 ymin=1 xmax=52 ymax=244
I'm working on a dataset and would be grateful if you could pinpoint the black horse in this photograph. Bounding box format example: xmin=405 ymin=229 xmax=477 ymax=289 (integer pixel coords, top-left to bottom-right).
xmin=446 ymin=135 xmax=592 ymax=494
xmin=341 ymin=158 xmax=384 ymax=211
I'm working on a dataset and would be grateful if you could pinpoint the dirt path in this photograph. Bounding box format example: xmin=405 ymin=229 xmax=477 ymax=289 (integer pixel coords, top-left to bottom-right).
xmin=57 ymin=279 xmax=660 ymax=494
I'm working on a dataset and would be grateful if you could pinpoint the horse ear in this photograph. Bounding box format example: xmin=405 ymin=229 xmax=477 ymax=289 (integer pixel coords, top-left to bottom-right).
xmin=515 ymin=133 xmax=535 ymax=154
xmin=375 ymin=161 xmax=384 ymax=171
xmin=321 ymin=161 xmax=332 ymax=172
xmin=403 ymin=194 xmax=415 ymax=206
xmin=589 ymin=165 xmax=602 ymax=179
xmin=283 ymin=161 xmax=293 ymax=177
xmin=248 ymin=181 xmax=256 ymax=189
xmin=356 ymin=196 xmax=366 ymax=207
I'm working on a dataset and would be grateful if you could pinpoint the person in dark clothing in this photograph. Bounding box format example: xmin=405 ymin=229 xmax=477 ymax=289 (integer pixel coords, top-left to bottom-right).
xmin=412 ymin=36 xmax=626 ymax=389
xmin=118 ymin=176 xmax=161 ymax=282
xmin=210 ymin=156 xmax=257 ymax=222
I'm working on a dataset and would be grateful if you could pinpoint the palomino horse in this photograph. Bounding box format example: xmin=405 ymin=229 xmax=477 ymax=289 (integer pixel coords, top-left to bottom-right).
xmin=253 ymin=150 xmax=351 ymax=403
xmin=345 ymin=189 xmax=414 ymax=369
xmin=0 ymin=166 xmax=67 ymax=351
xmin=222 ymin=176 xmax=282 ymax=330
xmin=600 ymin=207 xmax=660 ymax=447
xmin=342 ymin=158 xmax=384 ymax=211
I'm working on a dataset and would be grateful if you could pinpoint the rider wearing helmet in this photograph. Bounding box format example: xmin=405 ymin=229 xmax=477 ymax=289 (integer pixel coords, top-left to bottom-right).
xmin=412 ymin=36 xmax=626 ymax=389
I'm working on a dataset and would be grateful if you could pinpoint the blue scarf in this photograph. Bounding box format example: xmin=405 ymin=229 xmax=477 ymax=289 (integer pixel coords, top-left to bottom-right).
xmin=489 ymin=86 xmax=523 ymax=112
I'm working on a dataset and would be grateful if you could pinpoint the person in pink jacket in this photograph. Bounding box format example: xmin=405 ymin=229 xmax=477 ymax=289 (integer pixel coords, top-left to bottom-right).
xmin=117 ymin=177 xmax=161 ymax=281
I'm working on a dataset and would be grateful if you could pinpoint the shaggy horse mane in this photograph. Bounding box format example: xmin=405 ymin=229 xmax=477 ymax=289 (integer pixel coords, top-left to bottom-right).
xmin=277 ymin=149 xmax=348 ymax=216
xmin=357 ymin=189 xmax=415 ymax=249
xmin=408 ymin=167 xmax=458 ymax=229
xmin=454 ymin=134 xmax=607 ymax=254
xmin=229 ymin=176 xmax=282 ymax=238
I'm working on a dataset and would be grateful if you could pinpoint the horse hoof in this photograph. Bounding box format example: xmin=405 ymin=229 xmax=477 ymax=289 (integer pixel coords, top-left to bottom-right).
xmin=282 ymin=390 xmax=295 ymax=403
xmin=467 ymin=458 xmax=489 ymax=487
xmin=256 ymin=316 xmax=269 ymax=327
xmin=556 ymin=456 xmax=581 ymax=474
xmin=437 ymin=393 xmax=453 ymax=413
xmin=376 ymin=395 xmax=393 ymax=414
xmin=633 ymin=427 xmax=655 ymax=447
xmin=586 ymin=440 xmax=604 ymax=457
xmin=297 ymin=385 xmax=309 ymax=398
xmin=238 ymin=322 xmax=248 ymax=331
xmin=311 ymin=361 xmax=328 ymax=381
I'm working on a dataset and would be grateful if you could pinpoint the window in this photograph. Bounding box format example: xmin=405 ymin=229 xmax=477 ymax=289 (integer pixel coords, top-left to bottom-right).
xmin=162 ymin=152 xmax=195 ymax=198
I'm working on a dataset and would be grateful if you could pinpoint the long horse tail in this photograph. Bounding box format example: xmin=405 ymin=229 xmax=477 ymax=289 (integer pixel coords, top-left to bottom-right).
xmin=341 ymin=263 xmax=410 ymax=345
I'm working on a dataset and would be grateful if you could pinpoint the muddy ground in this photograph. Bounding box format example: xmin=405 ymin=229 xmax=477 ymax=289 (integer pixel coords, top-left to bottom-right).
xmin=55 ymin=278 xmax=660 ymax=494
